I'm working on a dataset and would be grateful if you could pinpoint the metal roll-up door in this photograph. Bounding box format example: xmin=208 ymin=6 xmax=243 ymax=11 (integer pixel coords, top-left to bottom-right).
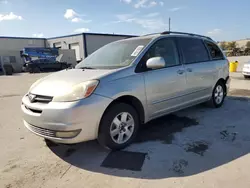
xmin=70 ymin=43 xmax=80 ymax=61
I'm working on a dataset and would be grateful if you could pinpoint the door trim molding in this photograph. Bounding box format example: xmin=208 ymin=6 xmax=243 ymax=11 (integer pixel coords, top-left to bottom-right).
xmin=151 ymin=87 xmax=211 ymax=105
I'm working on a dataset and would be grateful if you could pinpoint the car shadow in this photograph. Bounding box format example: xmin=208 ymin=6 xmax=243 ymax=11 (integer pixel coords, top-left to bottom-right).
xmin=47 ymin=96 xmax=250 ymax=179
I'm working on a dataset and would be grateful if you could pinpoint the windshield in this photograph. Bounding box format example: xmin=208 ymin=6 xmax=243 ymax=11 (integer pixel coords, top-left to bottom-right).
xmin=76 ymin=38 xmax=151 ymax=69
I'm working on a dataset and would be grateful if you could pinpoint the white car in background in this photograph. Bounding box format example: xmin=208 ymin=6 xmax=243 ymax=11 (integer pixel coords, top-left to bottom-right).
xmin=243 ymin=61 xmax=250 ymax=79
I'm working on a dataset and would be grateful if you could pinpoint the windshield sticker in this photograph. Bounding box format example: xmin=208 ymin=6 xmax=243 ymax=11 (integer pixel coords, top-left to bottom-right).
xmin=131 ymin=45 xmax=144 ymax=56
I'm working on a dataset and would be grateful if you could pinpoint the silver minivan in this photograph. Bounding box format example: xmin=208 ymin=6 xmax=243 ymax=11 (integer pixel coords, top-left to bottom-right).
xmin=21 ymin=32 xmax=230 ymax=150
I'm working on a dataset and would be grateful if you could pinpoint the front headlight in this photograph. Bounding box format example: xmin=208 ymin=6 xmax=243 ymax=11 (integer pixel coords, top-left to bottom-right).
xmin=52 ymin=80 xmax=99 ymax=102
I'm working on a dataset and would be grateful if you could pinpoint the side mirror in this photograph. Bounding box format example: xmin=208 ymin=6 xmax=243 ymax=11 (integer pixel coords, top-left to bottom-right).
xmin=146 ymin=57 xmax=166 ymax=69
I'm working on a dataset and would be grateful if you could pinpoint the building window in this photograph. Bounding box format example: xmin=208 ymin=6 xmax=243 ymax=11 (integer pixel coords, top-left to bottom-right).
xmin=53 ymin=42 xmax=62 ymax=49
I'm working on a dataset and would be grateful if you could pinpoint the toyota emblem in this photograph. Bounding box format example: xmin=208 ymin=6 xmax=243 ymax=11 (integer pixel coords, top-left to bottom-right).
xmin=28 ymin=93 xmax=36 ymax=103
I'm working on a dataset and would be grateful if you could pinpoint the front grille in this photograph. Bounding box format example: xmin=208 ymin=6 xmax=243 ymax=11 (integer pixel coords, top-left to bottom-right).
xmin=29 ymin=124 xmax=56 ymax=138
xmin=33 ymin=95 xmax=53 ymax=103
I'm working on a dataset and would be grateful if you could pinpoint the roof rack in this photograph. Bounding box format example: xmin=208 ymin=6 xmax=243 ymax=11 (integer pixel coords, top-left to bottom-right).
xmin=142 ymin=32 xmax=161 ymax=37
xmin=161 ymin=31 xmax=213 ymax=41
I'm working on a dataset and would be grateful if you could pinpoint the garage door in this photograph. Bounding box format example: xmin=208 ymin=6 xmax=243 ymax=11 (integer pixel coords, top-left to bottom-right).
xmin=70 ymin=43 xmax=80 ymax=61
xmin=53 ymin=42 xmax=62 ymax=49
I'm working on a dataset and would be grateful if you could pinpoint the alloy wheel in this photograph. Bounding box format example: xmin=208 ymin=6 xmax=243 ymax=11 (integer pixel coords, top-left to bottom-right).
xmin=110 ymin=112 xmax=135 ymax=144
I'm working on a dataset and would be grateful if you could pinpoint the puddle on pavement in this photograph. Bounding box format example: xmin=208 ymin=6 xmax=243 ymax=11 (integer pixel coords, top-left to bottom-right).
xmin=220 ymin=130 xmax=237 ymax=142
xmin=170 ymin=159 xmax=188 ymax=175
xmin=64 ymin=148 xmax=77 ymax=158
xmin=135 ymin=114 xmax=199 ymax=144
xmin=228 ymin=96 xmax=250 ymax=101
xmin=185 ymin=141 xmax=209 ymax=156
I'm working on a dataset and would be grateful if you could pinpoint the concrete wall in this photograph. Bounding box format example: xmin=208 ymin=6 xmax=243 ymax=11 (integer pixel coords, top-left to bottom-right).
xmin=47 ymin=35 xmax=84 ymax=60
xmin=0 ymin=38 xmax=45 ymax=51
xmin=0 ymin=50 xmax=24 ymax=72
xmin=85 ymin=34 xmax=131 ymax=56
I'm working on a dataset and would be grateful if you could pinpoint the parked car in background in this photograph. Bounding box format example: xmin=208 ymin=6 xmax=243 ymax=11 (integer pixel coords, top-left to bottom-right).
xmin=21 ymin=31 xmax=230 ymax=150
xmin=23 ymin=58 xmax=71 ymax=73
xmin=242 ymin=61 xmax=250 ymax=79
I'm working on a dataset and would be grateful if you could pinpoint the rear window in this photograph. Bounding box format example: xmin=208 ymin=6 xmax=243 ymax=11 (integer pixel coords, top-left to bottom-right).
xmin=205 ymin=41 xmax=224 ymax=60
xmin=177 ymin=37 xmax=210 ymax=64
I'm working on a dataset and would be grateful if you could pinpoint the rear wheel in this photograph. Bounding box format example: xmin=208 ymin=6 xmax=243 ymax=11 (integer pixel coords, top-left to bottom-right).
xmin=33 ymin=67 xmax=41 ymax=73
xmin=98 ymin=103 xmax=139 ymax=150
xmin=208 ymin=81 xmax=226 ymax=108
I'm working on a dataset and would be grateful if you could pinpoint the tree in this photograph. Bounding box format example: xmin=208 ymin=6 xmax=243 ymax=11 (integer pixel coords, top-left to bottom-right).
xmin=232 ymin=48 xmax=241 ymax=56
xmin=244 ymin=41 xmax=250 ymax=56
xmin=227 ymin=41 xmax=237 ymax=50
xmin=246 ymin=41 xmax=250 ymax=49
xmin=244 ymin=48 xmax=250 ymax=56
xmin=219 ymin=41 xmax=228 ymax=50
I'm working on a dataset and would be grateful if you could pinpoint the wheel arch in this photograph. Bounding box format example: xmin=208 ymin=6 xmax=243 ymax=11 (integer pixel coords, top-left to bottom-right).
xmin=215 ymin=77 xmax=228 ymax=94
xmin=100 ymin=95 xmax=145 ymax=127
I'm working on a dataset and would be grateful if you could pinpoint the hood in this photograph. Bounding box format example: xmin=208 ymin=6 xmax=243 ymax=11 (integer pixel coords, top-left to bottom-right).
xmin=30 ymin=69 xmax=116 ymax=96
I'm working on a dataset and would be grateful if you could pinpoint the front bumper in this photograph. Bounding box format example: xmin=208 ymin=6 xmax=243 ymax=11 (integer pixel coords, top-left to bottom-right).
xmin=21 ymin=94 xmax=112 ymax=144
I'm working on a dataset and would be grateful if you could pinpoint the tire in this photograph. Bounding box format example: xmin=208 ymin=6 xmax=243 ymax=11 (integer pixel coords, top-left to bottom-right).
xmin=207 ymin=81 xmax=226 ymax=108
xmin=244 ymin=75 xmax=250 ymax=79
xmin=33 ymin=67 xmax=41 ymax=73
xmin=61 ymin=64 xmax=68 ymax=70
xmin=98 ymin=103 xmax=139 ymax=150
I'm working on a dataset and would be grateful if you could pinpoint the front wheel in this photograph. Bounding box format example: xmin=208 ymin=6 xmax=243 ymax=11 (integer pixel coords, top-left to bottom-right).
xmin=98 ymin=103 xmax=139 ymax=150
xmin=208 ymin=81 xmax=226 ymax=108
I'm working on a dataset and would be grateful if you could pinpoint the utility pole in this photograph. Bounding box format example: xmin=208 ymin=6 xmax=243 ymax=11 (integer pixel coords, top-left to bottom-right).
xmin=169 ymin=17 xmax=171 ymax=31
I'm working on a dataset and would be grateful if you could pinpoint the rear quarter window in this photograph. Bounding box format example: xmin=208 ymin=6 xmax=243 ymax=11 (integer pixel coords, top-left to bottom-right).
xmin=204 ymin=41 xmax=225 ymax=60
xmin=177 ymin=37 xmax=210 ymax=64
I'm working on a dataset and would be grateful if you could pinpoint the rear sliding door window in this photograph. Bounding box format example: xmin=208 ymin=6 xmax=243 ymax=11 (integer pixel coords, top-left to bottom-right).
xmin=178 ymin=37 xmax=209 ymax=64
xmin=205 ymin=41 xmax=224 ymax=60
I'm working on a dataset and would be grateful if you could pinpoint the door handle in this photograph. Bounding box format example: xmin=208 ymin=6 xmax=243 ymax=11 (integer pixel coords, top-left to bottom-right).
xmin=177 ymin=70 xmax=184 ymax=75
xmin=187 ymin=68 xmax=192 ymax=72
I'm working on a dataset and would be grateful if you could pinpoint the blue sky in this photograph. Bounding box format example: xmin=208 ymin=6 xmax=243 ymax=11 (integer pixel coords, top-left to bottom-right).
xmin=0 ymin=0 xmax=249 ymax=41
